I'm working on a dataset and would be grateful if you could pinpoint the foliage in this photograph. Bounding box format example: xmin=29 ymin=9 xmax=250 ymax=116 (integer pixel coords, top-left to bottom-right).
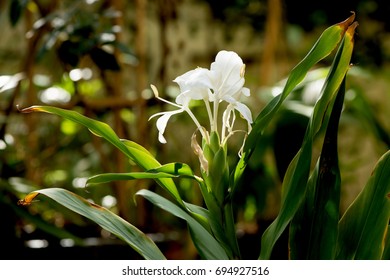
xmin=17 ymin=13 xmax=390 ymax=260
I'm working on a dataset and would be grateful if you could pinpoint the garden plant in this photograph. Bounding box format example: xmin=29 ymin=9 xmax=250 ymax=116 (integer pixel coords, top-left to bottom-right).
xmin=18 ymin=13 xmax=390 ymax=260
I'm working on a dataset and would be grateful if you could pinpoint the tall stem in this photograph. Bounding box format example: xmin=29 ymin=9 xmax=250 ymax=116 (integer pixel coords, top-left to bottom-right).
xmin=212 ymin=100 xmax=219 ymax=133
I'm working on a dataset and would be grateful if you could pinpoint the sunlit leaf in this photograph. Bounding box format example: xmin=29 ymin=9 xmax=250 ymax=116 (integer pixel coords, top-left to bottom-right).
xmin=184 ymin=201 xmax=234 ymax=259
xmin=0 ymin=188 xmax=84 ymax=246
xmin=383 ymin=226 xmax=390 ymax=260
xmin=259 ymin=19 xmax=357 ymax=260
xmin=136 ymin=189 xmax=229 ymax=259
xmin=120 ymin=139 xmax=185 ymax=206
xmin=289 ymin=77 xmax=345 ymax=259
xmin=232 ymin=13 xmax=357 ymax=191
xmin=87 ymin=172 xmax=177 ymax=185
xmin=149 ymin=163 xmax=195 ymax=178
xmin=19 ymin=106 xmax=184 ymax=207
xmin=19 ymin=188 xmax=166 ymax=260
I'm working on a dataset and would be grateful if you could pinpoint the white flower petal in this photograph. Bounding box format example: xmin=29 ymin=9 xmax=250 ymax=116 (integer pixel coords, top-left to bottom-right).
xmin=211 ymin=51 xmax=243 ymax=79
xmin=186 ymin=68 xmax=214 ymax=89
xmin=241 ymin=87 xmax=250 ymax=97
xmin=158 ymin=133 xmax=167 ymax=144
xmin=175 ymin=88 xmax=207 ymax=105
xmin=209 ymin=51 xmax=246 ymax=101
xmin=220 ymin=78 xmax=245 ymax=98
xmin=155 ymin=109 xmax=184 ymax=143
xmin=175 ymin=90 xmax=191 ymax=105
xmin=234 ymin=102 xmax=253 ymax=124
xmin=222 ymin=105 xmax=235 ymax=132
xmin=174 ymin=68 xmax=211 ymax=102
xmin=150 ymin=50 xmax=252 ymax=146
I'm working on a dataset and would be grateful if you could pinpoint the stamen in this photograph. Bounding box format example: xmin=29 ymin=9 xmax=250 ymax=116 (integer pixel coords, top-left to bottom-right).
xmin=150 ymin=84 xmax=183 ymax=108
xmin=150 ymin=84 xmax=159 ymax=98
xmin=240 ymin=64 xmax=246 ymax=78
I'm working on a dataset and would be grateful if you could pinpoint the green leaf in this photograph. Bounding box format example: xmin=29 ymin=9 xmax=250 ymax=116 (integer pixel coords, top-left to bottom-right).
xmin=289 ymin=77 xmax=345 ymax=259
xmin=0 ymin=187 xmax=84 ymax=246
xmin=20 ymin=106 xmax=184 ymax=207
xmin=382 ymin=226 xmax=390 ymax=260
xmin=232 ymin=13 xmax=357 ymax=191
xmin=21 ymin=106 xmax=128 ymax=156
xmin=86 ymin=160 xmax=209 ymax=232
xmin=120 ymin=140 xmax=185 ymax=206
xmin=87 ymin=172 xmax=177 ymax=185
xmin=121 ymin=139 xmax=158 ymax=160
xmin=336 ymin=150 xmax=390 ymax=259
xmin=86 ymin=161 xmax=204 ymax=187
xmin=136 ymin=189 xmax=229 ymax=259
xmin=183 ymin=201 xmax=234 ymax=258
xmin=259 ymin=21 xmax=357 ymax=260
xmin=20 ymin=188 xmax=166 ymax=260
xmin=150 ymin=162 xmax=198 ymax=179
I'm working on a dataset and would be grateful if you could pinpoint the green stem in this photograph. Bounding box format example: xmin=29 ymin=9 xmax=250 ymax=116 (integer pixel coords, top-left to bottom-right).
xmin=224 ymin=201 xmax=241 ymax=259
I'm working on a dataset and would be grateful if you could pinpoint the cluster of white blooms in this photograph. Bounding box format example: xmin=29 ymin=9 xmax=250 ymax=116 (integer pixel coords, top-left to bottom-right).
xmin=149 ymin=50 xmax=252 ymax=148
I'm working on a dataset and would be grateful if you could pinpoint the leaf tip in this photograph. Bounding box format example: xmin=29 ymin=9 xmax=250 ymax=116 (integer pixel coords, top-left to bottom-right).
xmin=17 ymin=105 xmax=41 ymax=114
xmin=347 ymin=21 xmax=359 ymax=38
xmin=338 ymin=11 xmax=356 ymax=31
xmin=17 ymin=199 xmax=30 ymax=206
xmin=17 ymin=192 xmax=40 ymax=206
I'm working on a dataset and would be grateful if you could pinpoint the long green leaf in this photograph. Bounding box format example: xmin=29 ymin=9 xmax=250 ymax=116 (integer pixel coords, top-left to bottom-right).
xmin=86 ymin=162 xmax=202 ymax=185
xmin=19 ymin=188 xmax=166 ymax=260
xmin=136 ymin=189 xmax=229 ymax=259
xmin=259 ymin=21 xmax=357 ymax=259
xmin=87 ymin=172 xmax=177 ymax=185
xmin=150 ymin=162 xmax=198 ymax=178
xmin=232 ymin=13 xmax=356 ymax=191
xmin=183 ymin=201 xmax=232 ymax=256
xmin=289 ymin=77 xmax=345 ymax=259
xmin=20 ymin=106 xmax=184 ymax=206
xmin=382 ymin=226 xmax=390 ymax=260
xmin=336 ymin=150 xmax=390 ymax=259
xmin=120 ymin=140 xmax=189 ymax=208
xmin=0 ymin=187 xmax=85 ymax=246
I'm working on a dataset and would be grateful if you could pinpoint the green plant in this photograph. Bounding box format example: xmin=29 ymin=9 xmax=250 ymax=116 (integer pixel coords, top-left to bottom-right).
xmin=18 ymin=13 xmax=390 ymax=260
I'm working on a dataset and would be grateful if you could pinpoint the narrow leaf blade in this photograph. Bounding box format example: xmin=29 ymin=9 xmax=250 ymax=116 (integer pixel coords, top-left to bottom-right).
xmin=259 ymin=21 xmax=357 ymax=259
xmin=87 ymin=172 xmax=177 ymax=185
xmin=137 ymin=189 xmax=229 ymax=259
xmin=289 ymin=77 xmax=345 ymax=259
xmin=233 ymin=13 xmax=356 ymax=190
xmin=20 ymin=188 xmax=166 ymax=260
xmin=20 ymin=106 xmax=184 ymax=206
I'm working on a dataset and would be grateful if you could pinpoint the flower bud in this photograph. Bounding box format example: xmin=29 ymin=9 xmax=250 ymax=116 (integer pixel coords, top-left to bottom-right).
xmin=201 ymin=132 xmax=230 ymax=206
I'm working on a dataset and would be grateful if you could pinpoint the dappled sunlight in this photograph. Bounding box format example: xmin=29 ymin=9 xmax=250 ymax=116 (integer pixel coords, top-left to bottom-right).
xmin=0 ymin=0 xmax=388 ymax=263
xmin=39 ymin=87 xmax=72 ymax=104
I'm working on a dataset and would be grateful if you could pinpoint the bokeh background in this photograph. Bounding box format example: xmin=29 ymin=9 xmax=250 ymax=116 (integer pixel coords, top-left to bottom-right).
xmin=1 ymin=0 xmax=389 ymax=259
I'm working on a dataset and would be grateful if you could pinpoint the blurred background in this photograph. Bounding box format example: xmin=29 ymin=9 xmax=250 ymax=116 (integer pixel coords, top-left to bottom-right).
xmin=0 ymin=0 xmax=389 ymax=259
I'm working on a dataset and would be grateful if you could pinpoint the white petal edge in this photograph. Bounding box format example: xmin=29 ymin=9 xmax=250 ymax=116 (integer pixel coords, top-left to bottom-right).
xmin=154 ymin=109 xmax=184 ymax=144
